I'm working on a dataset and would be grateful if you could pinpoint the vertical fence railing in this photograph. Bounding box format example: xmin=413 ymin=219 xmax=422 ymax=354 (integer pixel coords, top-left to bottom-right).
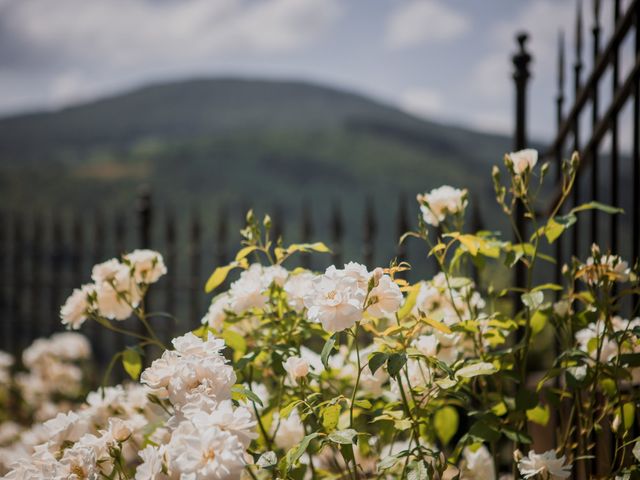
xmin=512 ymin=33 xmax=531 ymax=306
xmin=513 ymin=0 xmax=640 ymax=477
xmin=0 ymin=193 xmax=432 ymax=366
xmin=515 ymin=0 xmax=640 ymax=287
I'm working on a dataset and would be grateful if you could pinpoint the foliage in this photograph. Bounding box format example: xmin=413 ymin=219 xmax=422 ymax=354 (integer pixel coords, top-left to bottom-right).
xmin=2 ymin=149 xmax=640 ymax=480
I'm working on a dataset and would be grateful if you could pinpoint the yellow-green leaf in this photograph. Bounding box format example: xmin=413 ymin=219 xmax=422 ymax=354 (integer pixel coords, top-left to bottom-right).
xmin=122 ymin=348 xmax=142 ymax=380
xmin=223 ymin=330 xmax=247 ymax=361
xmin=235 ymin=246 xmax=259 ymax=262
xmin=398 ymin=283 xmax=420 ymax=319
xmin=322 ymin=404 xmax=341 ymax=431
xmin=434 ymin=406 xmax=459 ymax=445
xmin=530 ymin=311 xmax=548 ymax=336
xmin=287 ymin=242 xmax=331 ymax=254
xmin=422 ymin=317 xmax=452 ymax=334
xmin=205 ymin=264 xmax=237 ymax=293
xmin=280 ymin=400 xmax=302 ymax=419
xmin=526 ymin=404 xmax=550 ymax=426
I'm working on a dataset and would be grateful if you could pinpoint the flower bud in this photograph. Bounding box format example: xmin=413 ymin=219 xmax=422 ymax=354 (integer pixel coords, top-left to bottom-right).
xmin=109 ymin=418 xmax=132 ymax=443
xmin=283 ymin=356 xmax=309 ymax=381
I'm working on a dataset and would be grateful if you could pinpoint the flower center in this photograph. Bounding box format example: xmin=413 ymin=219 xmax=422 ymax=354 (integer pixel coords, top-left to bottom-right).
xmin=71 ymin=464 xmax=87 ymax=478
xmin=203 ymin=448 xmax=216 ymax=462
xmin=326 ymin=290 xmax=337 ymax=300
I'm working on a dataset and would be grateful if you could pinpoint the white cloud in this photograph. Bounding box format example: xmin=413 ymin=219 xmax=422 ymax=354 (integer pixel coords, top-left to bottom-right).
xmin=385 ymin=0 xmax=469 ymax=49
xmin=400 ymin=87 xmax=444 ymax=118
xmin=6 ymin=0 xmax=342 ymax=67
xmin=0 ymin=0 xmax=342 ymax=110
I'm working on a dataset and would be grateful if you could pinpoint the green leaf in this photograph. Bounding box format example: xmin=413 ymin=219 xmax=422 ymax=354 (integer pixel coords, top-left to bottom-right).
xmin=544 ymin=214 xmax=576 ymax=243
xmin=122 ymin=348 xmax=142 ymax=380
xmin=469 ymin=421 xmax=500 ymax=442
xmin=433 ymin=406 xmax=459 ymax=445
xmin=368 ymin=352 xmax=388 ymax=375
xmin=205 ymin=264 xmax=238 ymax=293
xmin=287 ymin=433 xmax=319 ymax=465
xmin=321 ymin=404 xmax=341 ymax=431
xmin=280 ymin=400 xmax=302 ymax=419
xmin=530 ymin=311 xmax=548 ymax=336
xmin=526 ymin=405 xmax=550 ymax=426
xmin=231 ymin=385 xmax=263 ymax=407
xmin=387 ymin=353 xmax=407 ymax=376
xmin=223 ymin=330 xmax=247 ymax=361
xmin=531 ymin=283 xmax=563 ymax=292
xmin=619 ymin=353 xmax=640 ymax=367
xmin=257 ymin=451 xmax=277 ymax=469
xmin=378 ymin=453 xmax=403 ymax=471
xmin=619 ymin=402 xmax=636 ymax=431
xmin=521 ymin=291 xmax=544 ymax=310
xmin=320 ymin=334 xmax=337 ymax=370
xmin=570 ymin=201 xmax=624 ymax=215
xmin=407 ymin=460 xmax=430 ymax=480
xmin=354 ymin=399 xmax=372 ymax=409
xmin=456 ymin=362 xmax=497 ymax=378
xmin=502 ymin=428 xmax=532 ymax=444
xmin=328 ymin=429 xmax=358 ymax=444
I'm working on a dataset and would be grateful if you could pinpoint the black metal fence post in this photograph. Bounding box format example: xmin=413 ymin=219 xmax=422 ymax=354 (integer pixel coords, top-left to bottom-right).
xmin=512 ymin=32 xmax=532 ymax=293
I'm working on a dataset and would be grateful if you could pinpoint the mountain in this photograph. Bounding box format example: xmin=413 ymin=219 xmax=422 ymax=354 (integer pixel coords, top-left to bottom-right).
xmin=0 ymin=77 xmax=514 ymax=262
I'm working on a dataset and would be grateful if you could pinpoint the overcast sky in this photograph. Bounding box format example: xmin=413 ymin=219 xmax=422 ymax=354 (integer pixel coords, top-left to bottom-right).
xmin=0 ymin=0 xmax=630 ymax=141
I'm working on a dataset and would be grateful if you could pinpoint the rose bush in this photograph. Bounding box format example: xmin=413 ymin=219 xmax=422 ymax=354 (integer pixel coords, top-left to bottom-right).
xmin=2 ymin=150 xmax=640 ymax=480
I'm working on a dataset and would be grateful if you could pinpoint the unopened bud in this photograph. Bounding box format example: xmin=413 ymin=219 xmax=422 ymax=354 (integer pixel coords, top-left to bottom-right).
xmin=109 ymin=418 xmax=132 ymax=443
xmin=372 ymin=267 xmax=384 ymax=282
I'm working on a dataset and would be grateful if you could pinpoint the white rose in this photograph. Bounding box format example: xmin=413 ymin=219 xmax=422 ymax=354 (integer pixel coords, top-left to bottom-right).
xmin=417 ymin=186 xmax=468 ymax=227
xmin=509 ymin=148 xmax=538 ymax=174
xmin=60 ymin=284 xmax=95 ymax=330
xmin=124 ymin=249 xmax=167 ymax=284
xmin=283 ymin=356 xmax=310 ymax=382
xmin=517 ymin=449 xmax=571 ymax=479
xmin=304 ymin=266 xmax=366 ymax=332
xmin=367 ymin=275 xmax=403 ymax=318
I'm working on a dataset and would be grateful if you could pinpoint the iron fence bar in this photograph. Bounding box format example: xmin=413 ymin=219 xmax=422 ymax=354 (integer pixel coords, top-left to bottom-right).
xmin=572 ymin=1 xmax=584 ymax=258
xmin=512 ymin=33 xmax=531 ymax=295
xmin=611 ymin=0 xmax=621 ymax=255
xmin=556 ymin=30 xmax=566 ymax=287
xmin=590 ymin=0 xmax=601 ymax=246
xmin=547 ymin=51 xmax=640 ymax=212
xmin=546 ymin=0 xmax=637 ymax=158
xmin=633 ymin=2 xmax=640 ymax=307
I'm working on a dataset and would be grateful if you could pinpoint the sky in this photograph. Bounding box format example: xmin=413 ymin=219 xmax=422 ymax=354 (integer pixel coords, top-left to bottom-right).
xmin=0 ymin=0 xmax=630 ymax=142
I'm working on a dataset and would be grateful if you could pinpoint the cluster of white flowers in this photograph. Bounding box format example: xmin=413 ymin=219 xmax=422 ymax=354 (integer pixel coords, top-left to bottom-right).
xmin=0 ymin=333 xmax=93 ymax=474
xmin=17 ymin=333 xmax=91 ymax=417
xmin=417 ymin=185 xmax=468 ymax=227
xmin=303 ymin=263 xmax=402 ymax=332
xmin=3 ymin=382 xmax=159 ymax=478
xmin=201 ymin=264 xmax=289 ymax=331
xmin=3 ymin=332 xmax=255 ymax=479
xmin=203 ymin=262 xmax=403 ymax=336
xmin=60 ymin=249 xmax=166 ymax=328
xmin=137 ymin=332 xmax=256 ymax=479
xmin=410 ymin=272 xmax=490 ymax=365
xmin=575 ymin=315 xmax=640 ymax=381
